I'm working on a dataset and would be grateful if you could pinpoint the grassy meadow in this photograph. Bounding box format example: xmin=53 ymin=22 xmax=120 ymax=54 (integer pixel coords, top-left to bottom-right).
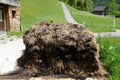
xmin=20 ymin=0 xmax=67 ymax=30
xmin=67 ymin=5 xmax=120 ymax=32
xmin=8 ymin=0 xmax=67 ymax=36
xmin=97 ymin=37 xmax=120 ymax=80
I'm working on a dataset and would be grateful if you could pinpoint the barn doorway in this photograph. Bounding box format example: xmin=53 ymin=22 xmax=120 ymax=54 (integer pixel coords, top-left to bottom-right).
xmin=0 ymin=8 xmax=5 ymax=34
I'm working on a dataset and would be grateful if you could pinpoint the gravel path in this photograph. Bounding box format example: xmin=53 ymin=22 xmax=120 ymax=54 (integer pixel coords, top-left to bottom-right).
xmin=61 ymin=2 xmax=120 ymax=37
xmin=61 ymin=2 xmax=78 ymax=24
xmin=0 ymin=37 xmax=25 ymax=75
xmin=94 ymin=30 xmax=120 ymax=37
xmin=0 ymin=36 xmax=17 ymax=45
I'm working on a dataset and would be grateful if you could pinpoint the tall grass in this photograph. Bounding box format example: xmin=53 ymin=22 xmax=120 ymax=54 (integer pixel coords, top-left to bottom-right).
xmin=67 ymin=5 xmax=120 ymax=32
xmin=97 ymin=37 xmax=120 ymax=80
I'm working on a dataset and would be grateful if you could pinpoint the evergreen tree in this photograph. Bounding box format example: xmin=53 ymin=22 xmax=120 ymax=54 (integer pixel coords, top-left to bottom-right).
xmin=85 ymin=0 xmax=93 ymax=11
xmin=59 ymin=0 xmax=93 ymax=12
xmin=109 ymin=0 xmax=120 ymax=16
xmin=75 ymin=0 xmax=93 ymax=11
xmin=68 ymin=0 xmax=75 ymax=6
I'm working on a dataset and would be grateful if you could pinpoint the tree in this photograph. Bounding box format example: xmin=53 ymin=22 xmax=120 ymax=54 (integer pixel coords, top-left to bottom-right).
xmin=75 ymin=0 xmax=93 ymax=11
xmin=68 ymin=0 xmax=75 ymax=6
xmin=60 ymin=0 xmax=93 ymax=12
xmin=84 ymin=0 xmax=93 ymax=11
xmin=109 ymin=1 xmax=120 ymax=16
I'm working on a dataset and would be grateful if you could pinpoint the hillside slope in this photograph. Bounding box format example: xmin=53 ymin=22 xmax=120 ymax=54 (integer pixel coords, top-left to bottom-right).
xmin=20 ymin=0 xmax=67 ymax=31
xmin=67 ymin=5 xmax=120 ymax=32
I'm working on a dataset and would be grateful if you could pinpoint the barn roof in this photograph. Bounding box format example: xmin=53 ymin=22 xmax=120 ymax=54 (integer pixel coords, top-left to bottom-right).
xmin=0 ymin=0 xmax=20 ymax=6
xmin=93 ymin=6 xmax=108 ymax=12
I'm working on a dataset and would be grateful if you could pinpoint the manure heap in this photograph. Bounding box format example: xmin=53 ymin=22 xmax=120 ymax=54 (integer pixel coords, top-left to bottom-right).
xmin=18 ymin=22 xmax=108 ymax=78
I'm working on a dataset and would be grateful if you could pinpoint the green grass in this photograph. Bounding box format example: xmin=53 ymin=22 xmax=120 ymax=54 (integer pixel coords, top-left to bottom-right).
xmin=67 ymin=5 xmax=120 ymax=32
xmin=8 ymin=0 xmax=67 ymax=36
xmin=97 ymin=37 xmax=120 ymax=80
xmin=21 ymin=0 xmax=67 ymax=31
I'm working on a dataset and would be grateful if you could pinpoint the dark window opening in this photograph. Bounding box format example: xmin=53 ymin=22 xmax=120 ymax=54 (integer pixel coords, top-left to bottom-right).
xmin=0 ymin=9 xmax=3 ymax=20
xmin=12 ymin=10 xmax=16 ymax=18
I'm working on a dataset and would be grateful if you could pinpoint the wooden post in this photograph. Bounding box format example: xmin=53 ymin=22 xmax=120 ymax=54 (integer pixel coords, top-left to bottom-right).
xmin=113 ymin=15 xmax=115 ymax=30
xmin=84 ymin=21 xmax=86 ymax=25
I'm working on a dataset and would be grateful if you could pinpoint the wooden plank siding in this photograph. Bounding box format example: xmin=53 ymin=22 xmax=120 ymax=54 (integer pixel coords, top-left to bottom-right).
xmin=0 ymin=4 xmax=8 ymax=31
xmin=0 ymin=0 xmax=19 ymax=6
xmin=0 ymin=0 xmax=20 ymax=32
xmin=92 ymin=6 xmax=109 ymax=16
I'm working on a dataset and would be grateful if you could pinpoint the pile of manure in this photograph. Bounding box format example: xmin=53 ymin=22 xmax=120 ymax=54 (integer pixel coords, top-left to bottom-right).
xmin=17 ymin=22 xmax=108 ymax=78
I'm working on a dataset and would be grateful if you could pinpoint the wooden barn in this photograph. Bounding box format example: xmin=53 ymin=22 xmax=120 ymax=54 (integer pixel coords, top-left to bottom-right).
xmin=92 ymin=6 xmax=109 ymax=16
xmin=0 ymin=0 xmax=20 ymax=34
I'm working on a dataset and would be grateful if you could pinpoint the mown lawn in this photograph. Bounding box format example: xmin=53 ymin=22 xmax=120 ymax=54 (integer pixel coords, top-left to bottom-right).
xmin=8 ymin=0 xmax=67 ymax=36
xmin=97 ymin=37 xmax=120 ymax=80
xmin=67 ymin=5 xmax=120 ymax=32
xmin=21 ymin=0 xmax=67 ymax=30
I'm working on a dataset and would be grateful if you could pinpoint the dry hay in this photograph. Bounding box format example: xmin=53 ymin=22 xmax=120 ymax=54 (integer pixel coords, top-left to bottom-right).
xmin=17 ymin=22 xmax=108 ymax=78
